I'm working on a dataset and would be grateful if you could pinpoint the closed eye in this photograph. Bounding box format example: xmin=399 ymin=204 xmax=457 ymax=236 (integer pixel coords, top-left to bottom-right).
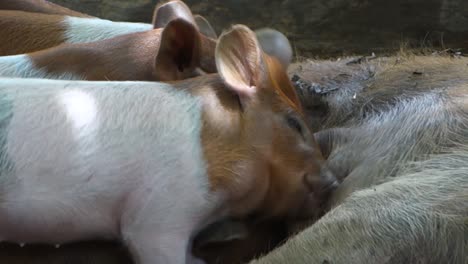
xmin=286 ymin=115 xmax=304 ymax=137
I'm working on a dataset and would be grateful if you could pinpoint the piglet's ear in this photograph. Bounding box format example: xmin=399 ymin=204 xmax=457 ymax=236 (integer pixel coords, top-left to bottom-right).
xmin=194 ymin=14 xmax=217 ymax=39
xmin=152 ymin=0 xmax=196 ymax=29
xmin=216 ymin=25 xmax=264 ymax=98
xmin=154 ymin=18 xmax=200 ymax=81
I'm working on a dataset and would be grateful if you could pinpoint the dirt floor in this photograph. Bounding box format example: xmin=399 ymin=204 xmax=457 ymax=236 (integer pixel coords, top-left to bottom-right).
xmin=50 ymin=0 xmax=468 ymax=58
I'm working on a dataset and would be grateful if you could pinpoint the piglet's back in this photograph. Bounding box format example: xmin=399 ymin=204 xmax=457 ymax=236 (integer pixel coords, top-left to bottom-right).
xmin=0 ymin=0 xmax=92 ymax=18
xmin=0 ymin=11 xmax=67 ymax=56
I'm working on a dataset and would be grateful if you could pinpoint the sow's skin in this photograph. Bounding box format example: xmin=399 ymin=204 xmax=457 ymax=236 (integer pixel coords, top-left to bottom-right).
xmin=249 ymin=55 xmax=468 ymax=264
xmin=0 ymin=25 xmax=336 ymax=264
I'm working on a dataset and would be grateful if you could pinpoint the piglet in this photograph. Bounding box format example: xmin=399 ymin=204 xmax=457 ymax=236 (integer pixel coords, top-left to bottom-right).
xmin=0 ymin=24 xmax=336 ymax=264
xmin=0 ymin=0 xmax=92 ymax=18
xmin=0 ymin=16 xmax=217 ymax=81
xmin=0 ymin=10 xmax=153 ymax=56
xmin=0 ymin=0 xmax=199 ymax=56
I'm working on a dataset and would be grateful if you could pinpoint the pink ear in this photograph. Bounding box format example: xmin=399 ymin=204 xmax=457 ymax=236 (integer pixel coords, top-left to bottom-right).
xmin=215 ymin=25 xmax=264 ymax=98
xmin=152 ymin=0 xmax=196 ymax=29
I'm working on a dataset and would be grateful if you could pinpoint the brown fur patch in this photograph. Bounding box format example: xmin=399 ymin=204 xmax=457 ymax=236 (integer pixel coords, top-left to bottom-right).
xmin=0 ymin=0 xmax=92 ymax=18
xmin=0 ymin=11 xmax=67 ymax=56
xmin=30 ymin=22 xmax=216 ymax=81
xmin=31 ymin=29 xmax=163 ymax=81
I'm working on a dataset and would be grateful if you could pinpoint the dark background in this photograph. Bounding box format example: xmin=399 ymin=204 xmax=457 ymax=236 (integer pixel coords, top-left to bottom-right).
xmin=50 ymin=0 xmax=468 ymax=57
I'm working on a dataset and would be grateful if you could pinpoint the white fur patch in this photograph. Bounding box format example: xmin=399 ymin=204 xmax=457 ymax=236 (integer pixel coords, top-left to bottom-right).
xmin=63 ymin=17 xmax=153 ymax=43
xmin=0 ymin=55 xmax=83 ymax=80
xmin=58 ymin=90 xmax=98 ymax=135
xmin=0 ymin=78 xmax=219 ymax=254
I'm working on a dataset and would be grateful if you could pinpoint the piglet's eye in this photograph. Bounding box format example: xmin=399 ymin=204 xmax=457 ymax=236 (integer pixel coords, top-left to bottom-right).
xmin=286 ymin=115 xmax=303 ymax=137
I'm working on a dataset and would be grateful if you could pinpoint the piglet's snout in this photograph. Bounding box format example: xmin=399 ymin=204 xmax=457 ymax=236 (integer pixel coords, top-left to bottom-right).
xmin=304 ymin=166 xmax=339 ymax=196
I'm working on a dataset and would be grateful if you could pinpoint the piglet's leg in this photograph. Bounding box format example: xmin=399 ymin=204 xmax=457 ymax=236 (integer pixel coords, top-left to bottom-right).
xmin=120 ymin=194 xmax=213 ymax=264
xmin=119 ymin=170 xmax=215 ymax=264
